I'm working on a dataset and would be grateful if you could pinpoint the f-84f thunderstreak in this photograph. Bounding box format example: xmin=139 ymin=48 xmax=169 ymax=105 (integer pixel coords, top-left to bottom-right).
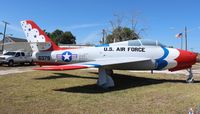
xmin=21 ymin=20 xmax=198 ymax=88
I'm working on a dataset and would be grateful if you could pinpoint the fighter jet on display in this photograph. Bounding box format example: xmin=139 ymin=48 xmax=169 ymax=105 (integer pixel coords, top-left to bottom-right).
xmin=21 ymin=20 xmax=198 ymax=88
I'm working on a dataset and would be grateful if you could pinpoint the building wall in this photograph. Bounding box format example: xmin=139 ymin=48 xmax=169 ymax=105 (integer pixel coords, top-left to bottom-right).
xmin=0 ymin=42 xmax=32 ymax=53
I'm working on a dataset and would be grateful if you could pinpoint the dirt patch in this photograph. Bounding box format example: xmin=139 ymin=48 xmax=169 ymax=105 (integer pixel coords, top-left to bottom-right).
xmin=0 ymin=65 xmax=36 ymax=75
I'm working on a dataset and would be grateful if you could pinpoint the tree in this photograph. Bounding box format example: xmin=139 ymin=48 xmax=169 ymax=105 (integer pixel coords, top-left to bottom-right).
xmin=57 ymin=32 xmax=76 ymax=44
xmin=103 ymin=14 xmax=145 ymax=43
xmin=106 ymin=27 xmax=139 ymax=43
xmin=51 ymin=29 xmax=63 ymax=43
xmin=44 ymin=29 xmax=76 ymax=44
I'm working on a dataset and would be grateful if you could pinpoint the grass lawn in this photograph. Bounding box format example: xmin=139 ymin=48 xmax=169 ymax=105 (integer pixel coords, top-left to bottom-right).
xmin=0 ymin=69 xmax=200 ymax=114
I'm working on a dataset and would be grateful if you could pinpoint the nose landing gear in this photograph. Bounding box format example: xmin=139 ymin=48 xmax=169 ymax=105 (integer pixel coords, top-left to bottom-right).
xmin=186 ymin=68 xmax=194 ymax=83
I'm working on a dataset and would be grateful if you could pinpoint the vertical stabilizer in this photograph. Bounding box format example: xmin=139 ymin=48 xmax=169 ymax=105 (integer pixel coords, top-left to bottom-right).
xmin=21 ymin=20 xmax=60 ymax=51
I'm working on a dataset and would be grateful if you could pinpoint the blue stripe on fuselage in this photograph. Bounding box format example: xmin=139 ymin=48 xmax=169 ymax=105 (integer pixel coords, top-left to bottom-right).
xmin=155 ymin=46 xmax=169 ymax=70
xmin=84 ymin=64 xmax=102 ymax=68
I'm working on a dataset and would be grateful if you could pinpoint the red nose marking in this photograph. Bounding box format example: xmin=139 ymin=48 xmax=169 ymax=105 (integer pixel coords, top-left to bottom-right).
xmin=169 ymin=49 xmax=197 ymax=71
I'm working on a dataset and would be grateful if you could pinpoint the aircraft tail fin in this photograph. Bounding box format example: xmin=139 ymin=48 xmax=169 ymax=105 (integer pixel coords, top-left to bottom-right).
xmin=21 ymin=20 xmax=60 ymax=52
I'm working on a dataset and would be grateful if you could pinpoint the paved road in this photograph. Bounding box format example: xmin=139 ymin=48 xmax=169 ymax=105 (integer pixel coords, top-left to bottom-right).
xmin=0 ymin=65 xmax=35 ymax=75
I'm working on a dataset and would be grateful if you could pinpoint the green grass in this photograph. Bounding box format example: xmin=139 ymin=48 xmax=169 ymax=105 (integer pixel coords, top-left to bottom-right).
xmin=0 ymin=69 xmax=200 ymax=114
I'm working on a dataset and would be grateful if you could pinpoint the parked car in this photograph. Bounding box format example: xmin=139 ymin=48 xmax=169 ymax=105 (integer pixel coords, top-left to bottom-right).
xmin=0 ymin=51 xmax=33 ymax=66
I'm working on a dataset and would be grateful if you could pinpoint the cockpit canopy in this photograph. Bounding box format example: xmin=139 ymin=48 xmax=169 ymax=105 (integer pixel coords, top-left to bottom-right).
xmin=110 ymin=39 xmax=166 ymax=47
xmin=129 ymin=39 xmax=165 ymax=46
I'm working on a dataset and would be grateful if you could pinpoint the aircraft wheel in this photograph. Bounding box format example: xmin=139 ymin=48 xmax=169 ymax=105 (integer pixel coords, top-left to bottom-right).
xmin=186 ymin=78 xmax=194 ymax=83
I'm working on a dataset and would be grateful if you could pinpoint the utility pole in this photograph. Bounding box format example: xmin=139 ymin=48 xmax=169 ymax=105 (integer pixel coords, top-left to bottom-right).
xmin=1 ymin=21 xmax=9 ymax=52
xmin=185 ymin=26 xmax=187 ymax=51
xmin=181 ymin=35 xmax=183 ymax=49
xmin=102 ymin=29 xmax=106 ymax=44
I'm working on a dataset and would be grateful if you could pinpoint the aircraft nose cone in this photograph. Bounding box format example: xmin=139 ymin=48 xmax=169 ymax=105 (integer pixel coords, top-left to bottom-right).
xmin=189 ymin=52 xmax=197 ymax=64
xmin=178 ymin=49 xmax=197 ymax=64
xmin=169 ymin=49 xmax=197 ymax=71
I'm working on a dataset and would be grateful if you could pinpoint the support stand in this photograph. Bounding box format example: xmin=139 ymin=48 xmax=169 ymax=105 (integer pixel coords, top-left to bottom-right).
xmin=97 ymin=68 xmax=114 ymax=88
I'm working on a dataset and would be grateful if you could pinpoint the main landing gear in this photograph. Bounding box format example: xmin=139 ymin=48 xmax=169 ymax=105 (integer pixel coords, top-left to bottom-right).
xmin=186 ymin=68 xmax=194 ymax=83
xmin=97 ymin=68 xmax=114 ymax=88
xmin=96 ymin=67 xmax=195 ymax=88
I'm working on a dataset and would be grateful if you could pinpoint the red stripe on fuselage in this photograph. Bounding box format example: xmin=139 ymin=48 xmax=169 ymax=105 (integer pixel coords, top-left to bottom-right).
xmin=35 ymin=61 xmax=66 ymax=66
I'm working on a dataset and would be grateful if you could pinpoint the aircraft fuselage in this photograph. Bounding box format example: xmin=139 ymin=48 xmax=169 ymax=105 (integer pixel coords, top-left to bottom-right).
xmin=32 ymin=45 xmax=196 ymax=71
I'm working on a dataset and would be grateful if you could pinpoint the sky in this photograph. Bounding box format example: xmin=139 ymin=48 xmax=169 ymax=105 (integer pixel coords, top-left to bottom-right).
xmin=0 ymin=0 xmax=200 ymax=52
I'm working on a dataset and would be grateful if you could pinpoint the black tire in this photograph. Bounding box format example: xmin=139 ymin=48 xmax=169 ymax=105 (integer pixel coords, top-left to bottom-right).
xmin=20 ymin=62 xmax=24 ymax=66
xmin=8 ymin=60 xmax=14 ymax=67
xmin=29 ymin=60 xmax=34 ymax=65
